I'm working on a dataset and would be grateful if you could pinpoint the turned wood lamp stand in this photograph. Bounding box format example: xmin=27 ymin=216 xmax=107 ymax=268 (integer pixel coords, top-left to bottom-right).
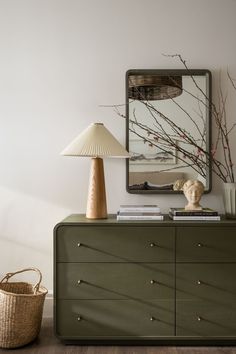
xmin=86 ymin=157 xmax=107 ymax=219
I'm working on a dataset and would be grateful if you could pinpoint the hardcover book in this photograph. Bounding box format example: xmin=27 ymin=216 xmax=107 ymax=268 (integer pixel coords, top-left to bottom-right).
xmin=119 ymin=204 xmax=160 ymax=212
xmin=169 ymin=213 xmax=221 ymax=221
xmin=117 ymin=211 xmax=163 ymax=221
xmin=169 ymin=207 xmax=218 ymax=216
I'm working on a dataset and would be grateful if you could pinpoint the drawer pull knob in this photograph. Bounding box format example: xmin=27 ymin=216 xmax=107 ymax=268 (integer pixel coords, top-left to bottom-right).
xmin=197 ymin=243 xmax=203 ymax=247
xmin=197 ymin=280 xmax=201 ymax=285
xmin=197 ymin=316 xmax=202 ymax=321
xmin=150 ymin=243 xmax=156 ymax=247
xmin=150 ymin=317 xmax=155 ymax=321
xmin=150 ymin=280 xmax=155 ymax=284
xmin=78 ymin=280 xmax=82 ymax=284
xmin=77 ymin=316 xmax=82 ymax=321
xmin=77 ymin=243 xmax=82 ymax=247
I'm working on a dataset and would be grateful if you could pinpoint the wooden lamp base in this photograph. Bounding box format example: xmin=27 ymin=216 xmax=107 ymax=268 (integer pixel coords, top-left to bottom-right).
xmin=86 ymin=157 xmax=107 ymax=219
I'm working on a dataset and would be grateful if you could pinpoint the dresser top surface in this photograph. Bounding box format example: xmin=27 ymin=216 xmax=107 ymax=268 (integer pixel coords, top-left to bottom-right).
xmin=56 ymin=214 xmax=236 ymax=227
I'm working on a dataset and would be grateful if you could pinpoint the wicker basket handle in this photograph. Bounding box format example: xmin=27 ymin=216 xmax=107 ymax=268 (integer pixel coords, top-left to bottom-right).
xmin=0 ymin=268 xmax=42 ymax=293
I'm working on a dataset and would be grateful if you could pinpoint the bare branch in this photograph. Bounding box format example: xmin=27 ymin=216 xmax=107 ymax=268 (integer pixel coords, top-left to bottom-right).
xmin=112 ymin=55 xmax=236 ymax=183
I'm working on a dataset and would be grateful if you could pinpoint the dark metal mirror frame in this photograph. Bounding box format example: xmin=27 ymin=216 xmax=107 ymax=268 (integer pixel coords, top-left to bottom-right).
xmin=126 ymin=69 xmax=212 ymax=194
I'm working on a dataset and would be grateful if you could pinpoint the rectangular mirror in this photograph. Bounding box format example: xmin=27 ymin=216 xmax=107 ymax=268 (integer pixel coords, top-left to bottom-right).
xmin=126 ymin=69 xmax=212 ymax=194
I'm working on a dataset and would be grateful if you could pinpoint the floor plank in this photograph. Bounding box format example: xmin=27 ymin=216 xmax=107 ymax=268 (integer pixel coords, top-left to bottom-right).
xmin=0 ymin=318 xmax=236 ymax=353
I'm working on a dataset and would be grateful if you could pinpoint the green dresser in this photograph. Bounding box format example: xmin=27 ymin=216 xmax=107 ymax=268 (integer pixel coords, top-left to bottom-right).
xmin=54 ymin=215 xmax=236 ymax=344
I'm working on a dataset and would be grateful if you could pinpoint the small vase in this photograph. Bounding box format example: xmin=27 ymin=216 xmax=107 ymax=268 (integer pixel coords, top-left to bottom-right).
xmin=223 ymin=182 xmax=236 ymax=219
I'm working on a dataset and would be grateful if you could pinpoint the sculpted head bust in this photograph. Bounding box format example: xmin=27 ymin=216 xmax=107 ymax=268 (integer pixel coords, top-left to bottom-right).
xmin=182 ymin=179 xmax=205 ymax=210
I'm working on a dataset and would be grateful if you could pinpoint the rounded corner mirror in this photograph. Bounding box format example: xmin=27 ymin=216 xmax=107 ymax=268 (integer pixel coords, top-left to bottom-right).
xmin=126 ymin=69 xmax=212 ymax=194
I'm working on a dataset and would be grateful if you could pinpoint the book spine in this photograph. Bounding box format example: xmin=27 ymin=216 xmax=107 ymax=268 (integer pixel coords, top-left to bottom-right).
xmin=170 ymin=215 xmax=221 ymax=221
xmin=117 ymin=215 xmax=164 ymax=220
xmin=119 ymin=208 xmax=161 ymax=213
xmin=170 ymin=211 xmax=218 ymax=216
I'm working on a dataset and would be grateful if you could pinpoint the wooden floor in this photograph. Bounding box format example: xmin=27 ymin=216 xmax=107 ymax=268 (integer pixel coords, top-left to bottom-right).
xmin=1 ymin=318 xmax=236 ymax=353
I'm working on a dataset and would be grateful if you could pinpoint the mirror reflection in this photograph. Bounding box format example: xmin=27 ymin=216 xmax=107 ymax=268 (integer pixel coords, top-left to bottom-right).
xmin=126 ymin=69 xmax=212 ymax=194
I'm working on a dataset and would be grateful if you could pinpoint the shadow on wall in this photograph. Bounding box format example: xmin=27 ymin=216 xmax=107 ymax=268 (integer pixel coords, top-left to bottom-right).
xmin=0 ymin=184 xmax=71 ymax=290
xmin=0 ymin=237 xmax=51 ymax=287
xmin=0 ymin=148 xmax=90 ymax=211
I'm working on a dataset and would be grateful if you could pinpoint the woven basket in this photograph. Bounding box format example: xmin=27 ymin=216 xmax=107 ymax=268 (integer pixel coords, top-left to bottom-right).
xmin=0 ymin=268 xmax=48 ymax=348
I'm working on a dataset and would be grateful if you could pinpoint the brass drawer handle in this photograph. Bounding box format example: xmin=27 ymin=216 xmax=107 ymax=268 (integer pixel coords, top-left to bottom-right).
xmin=150 ymin=316 xmax=155 ymax=321
xmin=150 ymin=242 xmax=158 ymax=247
xmin=77 ymin=316 xmax=82 ymax=321
xmin=197 ymin=316 xmax=202 ymax=321
xmin=77 ymin=280 xmax=82 ymax=284
xmin=77 ymin=243 xmax=82 ymax=247
xmin=150 ymin=280 xmax=155 ymax=284
xmin=197 ymin=280 xmax=202 ymax=285
xmin=197 ymin=243 xmax=203 ymax=247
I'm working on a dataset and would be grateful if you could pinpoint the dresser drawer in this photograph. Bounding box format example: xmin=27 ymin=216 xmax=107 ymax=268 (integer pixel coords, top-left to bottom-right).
xmin=56 ymin=226 xmax=174 ymax=262
xmin=57 ymin=263 xmax=174 ymax=300
xmin=176 ymin=227 xmax=236 ymax=262
xmin=176 ymin=264 xmax=236 ymax=303
xmin=176 ymin=300 xmax=236 ymax=337
xmin=56 ymin=299 xmax=175 ymax=338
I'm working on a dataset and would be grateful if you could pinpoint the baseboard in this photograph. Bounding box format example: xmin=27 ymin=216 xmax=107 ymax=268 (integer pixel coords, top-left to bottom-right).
xmin=43 ymin=292 xmax=53 ymax=318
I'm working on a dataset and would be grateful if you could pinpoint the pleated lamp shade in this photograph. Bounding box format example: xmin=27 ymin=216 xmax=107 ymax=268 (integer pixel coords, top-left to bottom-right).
xmin=61 ymin=122 xmax=129 ymax=219
xmin=61 ymin=123 xmax=130 ymax=158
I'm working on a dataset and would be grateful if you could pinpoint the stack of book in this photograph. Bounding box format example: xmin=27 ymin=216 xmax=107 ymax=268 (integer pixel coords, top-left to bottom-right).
xmin=169 ymin=207 xmax=220 ymax=220
xmin=117 ymin=204 xmax=164 ymax=220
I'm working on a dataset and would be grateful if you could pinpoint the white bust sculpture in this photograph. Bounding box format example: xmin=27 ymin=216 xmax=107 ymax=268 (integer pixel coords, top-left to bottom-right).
xmin=182 ymin=179 xmax=205 ymax=210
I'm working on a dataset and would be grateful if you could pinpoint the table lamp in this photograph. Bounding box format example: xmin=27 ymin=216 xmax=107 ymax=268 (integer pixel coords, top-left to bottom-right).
xmin=61 ymin=122 xmax=130 ymax=219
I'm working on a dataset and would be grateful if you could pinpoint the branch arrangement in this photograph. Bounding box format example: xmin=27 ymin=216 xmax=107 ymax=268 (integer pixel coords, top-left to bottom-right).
xmin=115 ymin=55 xmax=236 ymax=183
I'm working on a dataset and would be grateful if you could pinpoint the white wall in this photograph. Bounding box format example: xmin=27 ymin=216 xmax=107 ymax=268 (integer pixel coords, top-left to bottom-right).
xmin=0 ymin=0 xmax=236 ymax=292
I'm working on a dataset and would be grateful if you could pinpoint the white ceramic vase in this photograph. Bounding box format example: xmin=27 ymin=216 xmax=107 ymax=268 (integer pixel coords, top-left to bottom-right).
xmin=223 ymin=182 xmax=236 ymax=219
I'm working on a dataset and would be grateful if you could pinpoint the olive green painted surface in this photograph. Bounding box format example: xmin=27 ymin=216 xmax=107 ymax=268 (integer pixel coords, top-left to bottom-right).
xmin=176 ymin=227 xmax=236 ymax=262
xmin=176 ymin=300 xmax=236 ymax=337
xmin=54 ymin=215 xmax=236 ymax=341
xmin=57 ymin=263 xmax=174 ymax=300
xmin=176 ymin=263 xmax=236 ymax=304
xmin=56 ymin=226 xmax=175 ymax=262
xmin=56 ymin=299 xmax=175 ymax=337
xmin=58 ymin=214 xmax=236 ymax=225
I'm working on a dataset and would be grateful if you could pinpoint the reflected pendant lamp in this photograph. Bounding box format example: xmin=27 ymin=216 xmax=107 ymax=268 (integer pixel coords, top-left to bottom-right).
xmin=128 ymin=75 xmax=183 ymax=100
